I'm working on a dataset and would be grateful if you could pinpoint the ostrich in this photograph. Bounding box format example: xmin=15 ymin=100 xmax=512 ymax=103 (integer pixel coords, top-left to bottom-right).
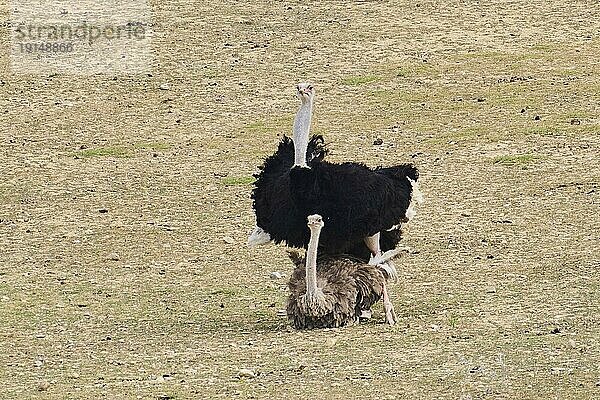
xmin=251 ymin=83 xmax=422 ymax=273
xmin=287 ymin=215 xmax=397 ymax=329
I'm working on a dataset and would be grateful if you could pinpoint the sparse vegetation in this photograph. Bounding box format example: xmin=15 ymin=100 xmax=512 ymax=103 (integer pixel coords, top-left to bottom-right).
xmin=3 ymin=1 xmax=599 ymax=399
xmin=493 ymin=154 xmax=542 ymax=166
xmin=222 ymin=176 xmax=255 ymax=185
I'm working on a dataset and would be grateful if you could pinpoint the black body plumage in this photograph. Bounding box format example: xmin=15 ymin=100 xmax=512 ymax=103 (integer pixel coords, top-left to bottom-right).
xmin=251 ymin=134 xmax=418 ymax=259
xmin=288 ymin=161 xmax=419 ymax=255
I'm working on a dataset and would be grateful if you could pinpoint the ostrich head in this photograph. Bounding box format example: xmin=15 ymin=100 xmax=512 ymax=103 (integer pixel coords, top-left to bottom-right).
xmin=306 ymin=214 xmax=324 ymax=230
xmin=296 ymin=82 xmax=315 ymax=104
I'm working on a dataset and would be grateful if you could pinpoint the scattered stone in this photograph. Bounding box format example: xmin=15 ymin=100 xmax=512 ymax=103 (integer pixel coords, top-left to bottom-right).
xmin=269 ymin=271 xmax=284 ymax=279
xmin=159 ymin=83 xmax=171 ymax=90
xmin=107 ymin=252 xmax=120 ymax=261
xmin=238 ymin=368 xmax=255 ymax=378
xmin=223 ymin=236 xmax=235 ymax=244
xmin=37 ymin=381 xmax=50 ymax=392
xmin=373 ymin=138 xmax=383 ymax=145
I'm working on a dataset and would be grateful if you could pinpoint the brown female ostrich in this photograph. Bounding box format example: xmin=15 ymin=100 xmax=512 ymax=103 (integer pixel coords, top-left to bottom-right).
xmin=286 ymin=215 xmax=398 ymax=329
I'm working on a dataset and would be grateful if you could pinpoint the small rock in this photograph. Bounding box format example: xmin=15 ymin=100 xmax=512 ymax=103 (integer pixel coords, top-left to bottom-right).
xmin=373 ymin=138 xmax=383 ymax=145
xmin=485 ymin=286 xmax=497 ymax=293
xmin=269 ymin=271 xmax=284 ymax=279
xmin=35 ymin=333 xmax=46 ymax=339
xmin=326 ymin=337 xmax=338 ymax=346
xmin=223 ymin=236 xmax=235 ymax=244
xmin=238 ymin=368 xmax=255 ymax=378
xmin=570 ymin=119 xmax=581 ymax=125
xmin=107 ymin=252 xmax=120 ymax=261
xmin=461 ymin=212 xmax=472 ymax=217
xmin=277 ymin=309 xmax=287 ymax=317
xmin=550 ymin=327 xmax=561 ymax=334
xmin=520 ymin=108 xmax=527 ymax=113
xmin=534 ymin=115 xmax=541 ymax=120
xmin=98 ymin=208 xmax=108 ymax=213
xmin=37 ymin=381 xmax=50 ymax=392
xmin=159 ymin=83 xmax=171 ymax=90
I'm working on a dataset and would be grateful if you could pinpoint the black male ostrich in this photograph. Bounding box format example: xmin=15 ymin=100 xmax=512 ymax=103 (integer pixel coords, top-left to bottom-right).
xmin=250 ymin=83 xmax=422 ymax=272
xmin=287 ymin=215 xmax=397 ymax=329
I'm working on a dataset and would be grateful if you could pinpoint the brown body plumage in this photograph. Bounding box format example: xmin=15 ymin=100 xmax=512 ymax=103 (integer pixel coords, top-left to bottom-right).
xmin=287 ymin=253 xmax=388 ymax=329
xmin=286 ymin=215 xmax=396 ymax=330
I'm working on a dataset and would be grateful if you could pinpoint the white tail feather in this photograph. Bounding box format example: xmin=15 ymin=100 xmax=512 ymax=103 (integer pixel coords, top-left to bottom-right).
xmin=247 ymin=226 xmax=272 ymax=247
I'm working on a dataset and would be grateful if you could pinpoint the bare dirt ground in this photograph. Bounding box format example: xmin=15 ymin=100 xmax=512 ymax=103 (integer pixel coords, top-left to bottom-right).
xmin=1 ymin=0 xmax=600 ymax=398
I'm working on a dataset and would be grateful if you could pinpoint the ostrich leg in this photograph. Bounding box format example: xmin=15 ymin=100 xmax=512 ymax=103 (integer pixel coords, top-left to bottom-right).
xmin=381 ymin=281 xmax=397 ymax=325
xmin=364 ymin=233 xmax=398 ymax=280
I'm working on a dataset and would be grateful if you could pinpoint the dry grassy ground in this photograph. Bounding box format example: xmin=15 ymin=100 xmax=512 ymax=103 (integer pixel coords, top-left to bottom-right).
xmin=1 ymin=0 xmax=600 ymax=398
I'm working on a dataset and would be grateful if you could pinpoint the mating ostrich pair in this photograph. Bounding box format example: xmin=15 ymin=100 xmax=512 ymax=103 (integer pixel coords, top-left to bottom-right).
xmin=250 ymin=83 xmax=422 ymax=329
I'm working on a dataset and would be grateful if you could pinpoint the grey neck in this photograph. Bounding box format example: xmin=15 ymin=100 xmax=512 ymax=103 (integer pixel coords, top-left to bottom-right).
xmin=292 ymin=99 xmax=313 ymax=168
xmin=305 ymin=226 xmax=321 ymax=295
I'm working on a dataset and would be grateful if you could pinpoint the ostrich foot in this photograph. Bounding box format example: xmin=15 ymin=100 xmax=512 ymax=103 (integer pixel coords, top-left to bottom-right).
xmin=382 ymin=282 xmax=397 ymax=326
xmin=247 ymin=226 xmax=271 ymax=247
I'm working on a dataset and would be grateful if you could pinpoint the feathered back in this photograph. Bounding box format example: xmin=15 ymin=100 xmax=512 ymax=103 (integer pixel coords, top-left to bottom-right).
xmin=286 ymin=254 xmax=389 ymax=329
xmin=288 ymin=161 xmax=419 ymax=255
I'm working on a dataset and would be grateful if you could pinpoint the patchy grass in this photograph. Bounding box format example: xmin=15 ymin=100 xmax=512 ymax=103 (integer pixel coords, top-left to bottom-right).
xmin=493 ymin=154 xmax=543 ymax=166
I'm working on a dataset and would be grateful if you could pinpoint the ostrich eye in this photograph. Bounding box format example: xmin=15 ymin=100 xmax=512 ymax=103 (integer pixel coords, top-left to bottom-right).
xmin=308 ymin=86 xmax=313 ymax=90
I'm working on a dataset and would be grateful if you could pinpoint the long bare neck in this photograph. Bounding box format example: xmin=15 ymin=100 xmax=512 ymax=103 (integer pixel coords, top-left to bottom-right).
xmin=292 ymin=99 xmax=313 ymax=167
xmin=305 ymin=226 xmax=321 ymax=295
